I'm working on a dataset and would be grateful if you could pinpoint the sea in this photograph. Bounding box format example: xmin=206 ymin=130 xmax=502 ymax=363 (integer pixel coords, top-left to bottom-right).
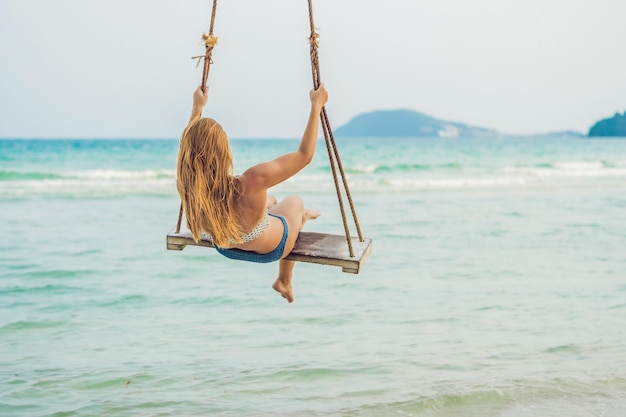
xmin=1 ymin=136 xmax=625 ymax=417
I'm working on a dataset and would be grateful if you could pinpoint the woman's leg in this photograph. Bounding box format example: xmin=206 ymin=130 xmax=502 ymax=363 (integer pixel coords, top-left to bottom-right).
xmin=268 ymin=195 xmax=320 ymax=303
xmin=273 ymin=259 xmax=296 ymax=303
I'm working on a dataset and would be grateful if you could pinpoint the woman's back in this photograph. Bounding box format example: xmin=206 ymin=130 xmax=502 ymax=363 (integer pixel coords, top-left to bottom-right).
xmin=177 ymin=83 xmax=328 ymax=302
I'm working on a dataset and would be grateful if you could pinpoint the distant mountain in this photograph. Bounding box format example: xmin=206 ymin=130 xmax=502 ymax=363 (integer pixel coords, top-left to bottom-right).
xmin=588 ymin=112 xmax=626 ymax=137
xmin=335 ymin=109 xmax=584 ymax=139
xmin=335 ymin=109 xmax=499 ymax=138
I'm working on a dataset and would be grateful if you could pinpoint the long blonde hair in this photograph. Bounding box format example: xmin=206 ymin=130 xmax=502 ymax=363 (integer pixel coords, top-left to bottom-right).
xmin=177 ymin=117 xmax=243 ymax=247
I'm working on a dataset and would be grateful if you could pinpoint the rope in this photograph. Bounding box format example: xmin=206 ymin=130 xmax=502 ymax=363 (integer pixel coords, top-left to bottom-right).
xmin=200 ymin=18 xmax=218 ymax=92
xmin=176 ymin=0 xmax=219 ymax=234
xmin=176 ymin=0 xmax=365 ymax=259
xmin=307 ymin=0 xmax=364 ymax=257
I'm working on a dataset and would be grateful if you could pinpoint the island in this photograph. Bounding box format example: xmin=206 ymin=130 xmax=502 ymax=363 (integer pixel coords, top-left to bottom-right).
xmin=588 ymin=112 xmax=626 ymax=137
xmin=334 ymin=109 xmax=583 ymax=139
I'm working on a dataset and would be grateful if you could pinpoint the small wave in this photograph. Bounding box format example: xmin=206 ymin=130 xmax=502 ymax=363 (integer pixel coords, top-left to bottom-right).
xmin=68 ymin=169 xmax=175 ymax=180
xmin=544 ymin=344 xmax=581 ymax=354
xmin=0 ymin=169 xmax=177 ymax=197
xmin=552 ymin=161 xmax=604 ymax=170
xmin=273 ymin=170 xmax=626 ymax=193
xmin=503 ymin=160 xmax=626 ymax=178
xmin=384 ymin=176 xmax=528 ymax=190
xmin=0 ymin=169 xmax=175 ymax=182
xmin=342 ymin=162 xmax=459 ymax=174
xmin=344 ymin=378 xmax=626 ymax=416
xmin=345 ymin=164 xmax=380 ymax=174
xmin=0 ymin=171 xmax=65 ymax=181
xmin=374 ymin=163 xmax=431 ymax=173
xmin=1 ymin=283 xmax=81 ymax=294
xmin=284 ymin=171 xmax=521 ymax=194
xmin=96 ymin=294 xmax=149 ymax=308
xmin=0 ymin=320 xmax=67 ymax=333
xmin=267 ymin=367 xmax=368 ymax=383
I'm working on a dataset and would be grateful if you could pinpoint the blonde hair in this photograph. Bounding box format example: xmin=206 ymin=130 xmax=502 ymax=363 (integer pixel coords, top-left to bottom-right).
xmin=177 ymin=117 xmax=243 ymax=247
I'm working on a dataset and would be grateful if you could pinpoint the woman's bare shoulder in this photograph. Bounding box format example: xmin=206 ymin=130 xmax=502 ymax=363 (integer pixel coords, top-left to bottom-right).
xmin=238 ymin=164 xmax=268 ymax=189
xmin=237 ymin=168 xmax=268 ymax=196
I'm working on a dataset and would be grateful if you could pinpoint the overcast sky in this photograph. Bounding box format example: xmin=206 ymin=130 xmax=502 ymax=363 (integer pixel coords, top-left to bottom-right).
xmin=1 ymin=0 xmax=625 ymax=139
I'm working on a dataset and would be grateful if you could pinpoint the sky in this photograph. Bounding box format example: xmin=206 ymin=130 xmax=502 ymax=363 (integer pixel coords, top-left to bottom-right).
xmin=1 ymin=0 xmax=625 ymax=139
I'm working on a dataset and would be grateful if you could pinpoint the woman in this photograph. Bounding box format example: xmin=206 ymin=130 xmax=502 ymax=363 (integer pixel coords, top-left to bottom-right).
xmin=177 ymin=83 xmax=329 ymax=303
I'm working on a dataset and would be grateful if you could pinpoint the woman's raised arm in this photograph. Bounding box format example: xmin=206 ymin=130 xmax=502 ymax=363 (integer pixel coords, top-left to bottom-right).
xmin=240 ymin=84 xmax=329 ymax=190
xmin=188 ymin=86 xmax=208 ymax=125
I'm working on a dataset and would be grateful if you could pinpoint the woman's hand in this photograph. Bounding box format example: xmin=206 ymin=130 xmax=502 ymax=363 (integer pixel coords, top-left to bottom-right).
xmin=310 ymin=83 xmax=328 ymax=111
xmin=189 ymin=86 xmax=208 ymax=124
xmin=193 ymin=86 xmax=208 ymax=111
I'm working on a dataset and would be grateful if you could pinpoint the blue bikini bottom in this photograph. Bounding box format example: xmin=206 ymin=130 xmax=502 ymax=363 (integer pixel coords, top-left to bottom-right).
xmin=215 ymin=213 xmax=288 ymax=263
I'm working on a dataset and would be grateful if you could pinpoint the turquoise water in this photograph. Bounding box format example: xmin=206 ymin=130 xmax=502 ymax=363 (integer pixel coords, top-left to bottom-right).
xmin=1 ymin=137 xmax=626 ymax=416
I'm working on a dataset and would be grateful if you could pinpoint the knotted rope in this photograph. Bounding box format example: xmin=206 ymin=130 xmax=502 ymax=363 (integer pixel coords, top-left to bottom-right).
xmin=176 ymin=0 xmax=365 ymax=259
xmin=307 ymin=0 xmax=364 ymax=257
xmin=176 ymin=0 xmax=219 ymax=234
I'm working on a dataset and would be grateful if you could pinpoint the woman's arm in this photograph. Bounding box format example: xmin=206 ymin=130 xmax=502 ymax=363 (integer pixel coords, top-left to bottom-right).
xmin=189 ymin=86 xmax=208 ymax=125
xmin=240 ymin=84 xmax=329 ymax=189
xmin=297 ymin=85 xmax=328 ymax=161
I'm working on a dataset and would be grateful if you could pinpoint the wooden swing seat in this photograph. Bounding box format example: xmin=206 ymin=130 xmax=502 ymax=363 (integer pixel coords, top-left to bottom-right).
xmin=166 ymin=227 xmax=372 ymax=274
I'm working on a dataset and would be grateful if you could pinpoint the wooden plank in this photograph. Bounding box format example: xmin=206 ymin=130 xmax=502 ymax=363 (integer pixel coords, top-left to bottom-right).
xmin=285 ymin=232 xmax=372 ymax=274
xmin=166 ymin=227 xmax=372 ymax=274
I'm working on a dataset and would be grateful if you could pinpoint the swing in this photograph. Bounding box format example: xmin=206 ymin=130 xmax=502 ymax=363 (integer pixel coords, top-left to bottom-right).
xmin=166 ymin=0 xmax=372 ymax=274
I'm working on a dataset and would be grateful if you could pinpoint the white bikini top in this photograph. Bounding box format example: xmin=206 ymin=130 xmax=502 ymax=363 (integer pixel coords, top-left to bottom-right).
xmin=202 ymin=209 xmax=270 ymax=245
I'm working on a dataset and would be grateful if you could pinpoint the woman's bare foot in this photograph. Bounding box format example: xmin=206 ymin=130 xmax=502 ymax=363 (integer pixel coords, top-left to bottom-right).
xmin=272 ymin=277 xmax=294 ymax=303
xmin=302 ymin=209 xmax=321 ymax=226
